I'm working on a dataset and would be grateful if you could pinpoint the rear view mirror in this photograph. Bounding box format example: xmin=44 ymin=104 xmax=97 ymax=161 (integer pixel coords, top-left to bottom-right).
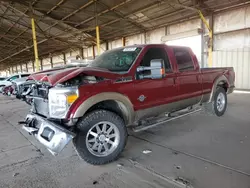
xmin=137 ymin=59 xmax=165 ymax=79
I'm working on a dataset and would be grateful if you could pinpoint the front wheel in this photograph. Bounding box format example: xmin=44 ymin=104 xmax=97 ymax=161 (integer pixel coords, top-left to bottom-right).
xmin=73 ymin=110 xmax=127 ymax=165
xmin=204 ymin=87 xmax=227 ymax=116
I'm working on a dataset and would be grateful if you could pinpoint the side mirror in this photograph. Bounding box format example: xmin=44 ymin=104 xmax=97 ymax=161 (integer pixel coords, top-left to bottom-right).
xmin=137 ymin=59 xmax=165 ymax=79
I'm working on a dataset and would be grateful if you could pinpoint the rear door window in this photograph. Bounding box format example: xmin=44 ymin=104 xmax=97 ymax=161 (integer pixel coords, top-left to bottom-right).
xmin=173 ymin=48 xmax=194 ymax=71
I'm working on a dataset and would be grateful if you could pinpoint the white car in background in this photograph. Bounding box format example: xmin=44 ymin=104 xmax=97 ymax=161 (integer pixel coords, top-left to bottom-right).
xmin=0 ymin=73 xmax=30 ymax=92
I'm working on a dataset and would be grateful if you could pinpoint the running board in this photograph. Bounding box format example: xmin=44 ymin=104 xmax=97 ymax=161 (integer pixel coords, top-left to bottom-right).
xmin=133 ymin=108 xmax=202 ymax=133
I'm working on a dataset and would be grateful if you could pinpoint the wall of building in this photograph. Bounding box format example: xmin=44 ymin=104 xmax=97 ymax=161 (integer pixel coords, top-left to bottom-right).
xmin=212 ymin=5 xmax=250 ymax=89
xmin=213 ymin=48 xmax=250 ymax=89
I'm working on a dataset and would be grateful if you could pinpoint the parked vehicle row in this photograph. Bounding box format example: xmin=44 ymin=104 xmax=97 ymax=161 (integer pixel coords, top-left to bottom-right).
xmin=0 ymin=73 xmax=30 ymax=94
xmin=1 ymin=62 xmax=91 ymax=99
xmin=15 ymin=44 xmax=235 ymax=165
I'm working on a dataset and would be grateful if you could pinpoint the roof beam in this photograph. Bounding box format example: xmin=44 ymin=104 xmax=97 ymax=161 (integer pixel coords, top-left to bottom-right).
xmin=46 ymin=0 xmax=67 ymax=15
xmin=1 ymin=0 xmax=95 ymax=45
xmin=96 ymin=1 xmax=147 ymax=31
xmin=0 ymin=1 xmax=97 ymax=64
xmin=85 ymin=0 xmax=189 ymax=32
xmin=0 ymin=2 xmax=10 ymax=28
xmin=0 ymin=0 xmax=39 ymax=42
xmin=100 ymin=3 xmax=192 ymax=39
xmin=0 ymin=14 xmax=81 ymax=55
xmin=34 ymin=21 xmax=83 ymax=48
xmin=74 ymin=0 xmax=134 ymax=28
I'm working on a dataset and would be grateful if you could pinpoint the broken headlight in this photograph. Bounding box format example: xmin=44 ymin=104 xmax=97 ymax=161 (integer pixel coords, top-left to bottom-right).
xmin=48 ymin=87 xmax=78 ymax=119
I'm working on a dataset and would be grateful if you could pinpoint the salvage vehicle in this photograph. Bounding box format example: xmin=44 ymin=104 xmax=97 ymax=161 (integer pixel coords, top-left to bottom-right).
xmin=12 ymin=77 xmax=30 ymax=97
xmin=2 ymin=77 xmax=30 ymax=96
xmin=20 ymin=44 xmax=235 ymax=165
xmin=2 ymin=84 xmax=14 ymax=96
xmin=0 ymin=73 xmax=30 ymax=92
xmin=18 ymin=62 xmax=91 ymax=102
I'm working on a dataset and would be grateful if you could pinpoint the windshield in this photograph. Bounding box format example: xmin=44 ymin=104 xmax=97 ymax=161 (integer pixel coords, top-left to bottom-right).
xmin=88 ymin=47 xmax=142 ymax=72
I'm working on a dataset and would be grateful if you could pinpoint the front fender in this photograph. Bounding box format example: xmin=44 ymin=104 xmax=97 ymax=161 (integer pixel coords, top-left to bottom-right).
xmin=71 ymin=92 xmax=135 ymax=124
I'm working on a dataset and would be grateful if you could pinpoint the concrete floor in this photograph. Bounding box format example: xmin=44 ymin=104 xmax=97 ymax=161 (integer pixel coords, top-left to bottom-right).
xmin=0 ymin=93 xmax=249 ymax=188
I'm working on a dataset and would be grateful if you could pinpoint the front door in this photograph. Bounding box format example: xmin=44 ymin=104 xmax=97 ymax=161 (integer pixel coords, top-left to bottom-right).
xmin=133 ymin=47 xmax=178 ymax=119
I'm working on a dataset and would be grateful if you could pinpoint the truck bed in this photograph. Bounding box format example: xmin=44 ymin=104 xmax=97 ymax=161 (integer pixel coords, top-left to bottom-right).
xmin=201 ymin=67 xmax=235 ymax=94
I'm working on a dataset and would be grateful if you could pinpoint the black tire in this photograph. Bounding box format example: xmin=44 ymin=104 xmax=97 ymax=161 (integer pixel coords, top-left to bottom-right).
xmin=204 ymin=87 xmax=227 ymax=116
xmin=73 ymin=110 xmax=127 ymax=165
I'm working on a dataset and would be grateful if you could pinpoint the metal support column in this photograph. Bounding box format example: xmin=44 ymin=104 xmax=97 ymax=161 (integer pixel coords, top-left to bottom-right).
xmin=63 ymin=53 xmax=66 ymax=64
xmin=25 ymin=63 xmax=28 ymax=72
xmin=40 ymin=59 xmax=43 ymax=71
xmin=122 ymin=37 xmax=126 ymax=46
xmin=92 ymin=45 xmax=95 ymax=59
xmin=96 ymin=26 xmax=100 ymax=56
xmin=106 ymin=42 xmax=109 ymax=51
xmin=32 ymin=61 xmax=35 ymax=72
xmin=50 ymin=57 xmax=53 ymax=68
xmin=79 ymin=48 xmax=84 ymax=59
xmin=201 ymin=20 xmax=205 ymax=68
xmin=208 ymin=14 xmax=214 ymax=67
xmin=198 ymin=11 xmax=213 ymax=67
xmin=144 ymin=32 xmax=147 ymax=44
xmin=31 ymin=18 xmax=40 ymax=72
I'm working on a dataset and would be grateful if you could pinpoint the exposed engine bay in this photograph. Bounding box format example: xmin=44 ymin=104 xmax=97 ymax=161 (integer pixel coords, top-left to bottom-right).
xmin=59 ymin=75 xmax=103 ymax=87
xmin=19 ymin=74 xmax=105 ymax=118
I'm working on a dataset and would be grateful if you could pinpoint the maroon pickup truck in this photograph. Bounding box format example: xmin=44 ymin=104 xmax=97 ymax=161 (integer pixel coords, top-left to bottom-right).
xmin=21 ymin=44 xmax=235 ymax=165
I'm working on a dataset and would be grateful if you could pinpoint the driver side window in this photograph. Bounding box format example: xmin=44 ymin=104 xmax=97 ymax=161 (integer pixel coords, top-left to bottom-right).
xmin=140 ymin=47 xmax=171 ymax=71
xmin=137 ymin=47 xmax=172 ymax=79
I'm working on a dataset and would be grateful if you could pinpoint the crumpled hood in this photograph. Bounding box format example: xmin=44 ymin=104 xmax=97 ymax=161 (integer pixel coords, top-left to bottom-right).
xmin=28 ymin=67 xmax=121 ymax=86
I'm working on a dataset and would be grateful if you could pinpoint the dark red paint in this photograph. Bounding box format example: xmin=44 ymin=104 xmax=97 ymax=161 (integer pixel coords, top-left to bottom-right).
xmin=29 ymin=44 xmax=235 ymax=119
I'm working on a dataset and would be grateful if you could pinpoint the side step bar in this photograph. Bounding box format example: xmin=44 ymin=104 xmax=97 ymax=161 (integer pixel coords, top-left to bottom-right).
xmin=133 ymin=108 xmax=202 ymax=133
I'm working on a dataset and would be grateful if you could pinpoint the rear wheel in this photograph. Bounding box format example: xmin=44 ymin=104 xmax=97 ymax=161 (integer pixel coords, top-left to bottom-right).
xmin=73 ymin=110 xmax=127 ymax=165
xmin=204 ymin=87 xmax=227 ymax=116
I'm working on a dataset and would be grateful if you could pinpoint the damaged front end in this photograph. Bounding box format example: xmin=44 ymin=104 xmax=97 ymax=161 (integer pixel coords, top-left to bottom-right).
xmin=17 ymin=80 xmax=36 ymax=104
xmin=21 ymin=113 xmax=75 ymax=155
xmin=20 ymin=82 xmax=78 ymax=155
xmin=20 ymin=67 xmax=117 ymax=155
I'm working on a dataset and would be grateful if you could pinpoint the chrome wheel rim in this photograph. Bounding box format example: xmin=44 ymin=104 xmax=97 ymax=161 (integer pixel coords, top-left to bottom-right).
xmin=216 ymin=92 xmax=226 ymax=112
xmin=86 ymin=121 xmax=120 ymax=157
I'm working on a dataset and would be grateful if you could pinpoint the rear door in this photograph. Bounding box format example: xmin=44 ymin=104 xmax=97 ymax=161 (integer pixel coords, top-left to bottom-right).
xmin=173 ymin=47 xmax=202 ymax=108
xmin=133 ymin=46 xmax=178 ymax=118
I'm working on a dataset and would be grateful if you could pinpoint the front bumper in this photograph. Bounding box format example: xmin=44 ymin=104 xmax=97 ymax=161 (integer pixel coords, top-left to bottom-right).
xmin=22 ymin=113 xmax=76 ymax=155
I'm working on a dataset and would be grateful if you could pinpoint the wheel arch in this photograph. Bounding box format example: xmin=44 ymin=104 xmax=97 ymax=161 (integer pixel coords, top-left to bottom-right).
xmin=209 ymin=75 xmax=229 ymax=102
xmin=73 ymin=92 xmax=135 ymax=125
